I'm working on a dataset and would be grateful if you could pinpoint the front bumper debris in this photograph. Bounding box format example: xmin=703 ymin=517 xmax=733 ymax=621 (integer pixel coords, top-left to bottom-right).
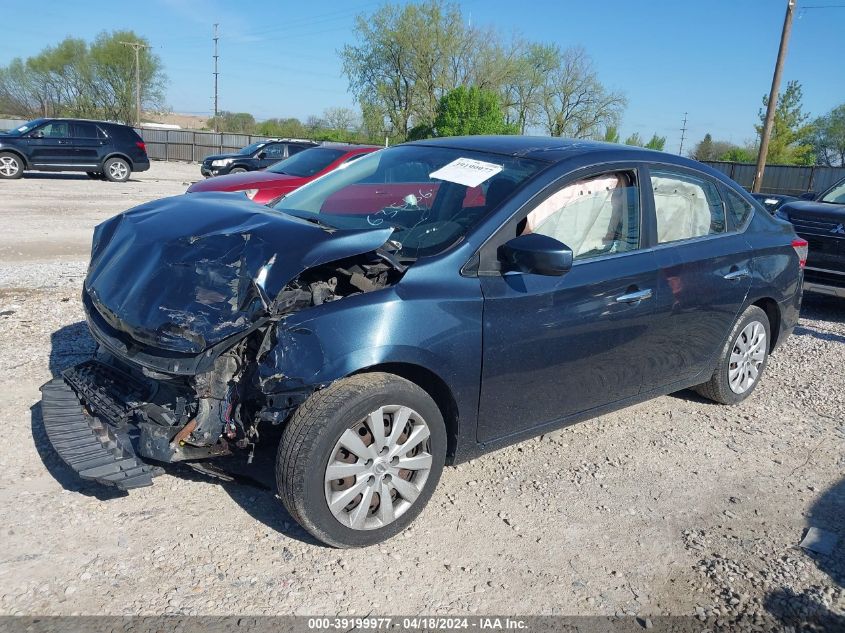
xmin=40 ymin=376 xmax=162 ymax=490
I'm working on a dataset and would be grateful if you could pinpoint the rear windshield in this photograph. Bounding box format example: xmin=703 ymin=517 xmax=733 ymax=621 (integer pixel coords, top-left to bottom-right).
xmin=271 ymin=144 xmax=545 ymax=259
xmin=266 ymin=147 xmax=346 ymax=177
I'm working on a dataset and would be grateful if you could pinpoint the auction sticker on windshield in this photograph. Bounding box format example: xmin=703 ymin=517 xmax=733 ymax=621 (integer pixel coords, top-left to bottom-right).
xmin=430 ymin=157 xmax=503 ymax=188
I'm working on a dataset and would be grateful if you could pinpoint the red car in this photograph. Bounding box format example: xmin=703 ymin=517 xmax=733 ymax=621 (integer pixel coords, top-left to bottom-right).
xmin=186 ymin=145 xmax=380 ymax=204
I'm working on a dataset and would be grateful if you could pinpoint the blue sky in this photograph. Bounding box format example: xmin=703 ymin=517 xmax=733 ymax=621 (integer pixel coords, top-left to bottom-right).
xmin=3 ymin=0 xmax=843 ymax=152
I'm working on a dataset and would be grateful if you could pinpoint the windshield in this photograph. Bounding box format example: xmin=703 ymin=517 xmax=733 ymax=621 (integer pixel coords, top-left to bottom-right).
xmin=271 ymin=144 xmax=545 ymax=259
xmin=820 ymin=179 xmax=845 ymax=204
xmin=267 ymin=147 xmax=346 ymax=177
xmin=8 ymin=118 xmax=45 ymax=136
xmin=238 ymin=142 xmax=266 ymax=155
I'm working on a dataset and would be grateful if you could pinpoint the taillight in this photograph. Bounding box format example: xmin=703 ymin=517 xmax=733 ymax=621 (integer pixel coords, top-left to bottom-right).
xmin=792 ymin=238 xmax=808 ymax=268
xmin=136 ymin=141 xmax=147 ymax=153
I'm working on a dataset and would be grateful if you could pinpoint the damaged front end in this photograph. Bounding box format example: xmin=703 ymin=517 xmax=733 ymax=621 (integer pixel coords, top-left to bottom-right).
xmin=41 ymin=193 xmax=405 ymax=490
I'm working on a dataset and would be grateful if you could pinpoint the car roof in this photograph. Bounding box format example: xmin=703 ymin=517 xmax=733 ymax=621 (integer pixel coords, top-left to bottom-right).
xmin=39 ymin=117 xmax=129 ymax=127
xmin=405 ymin=135 xmax=703 ymax=167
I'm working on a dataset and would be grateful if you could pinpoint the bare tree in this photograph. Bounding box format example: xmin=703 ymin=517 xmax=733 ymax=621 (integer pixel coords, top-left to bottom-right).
xmin=539 ymin=47 xmax=626 ymax=138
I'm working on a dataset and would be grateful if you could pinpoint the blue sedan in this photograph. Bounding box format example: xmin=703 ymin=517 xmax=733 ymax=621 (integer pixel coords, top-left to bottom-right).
xmin=41 ymin=136 xmax=805 ymax=547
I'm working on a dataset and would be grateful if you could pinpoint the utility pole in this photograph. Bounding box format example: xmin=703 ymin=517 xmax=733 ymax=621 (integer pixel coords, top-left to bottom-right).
xmin=753 ymin=0 xmax=796 ymax=193
xmin=213 ymin=23 xmax=220 ymax=132
xmin=678 ymin=112 xmax=688 ymax=155
xmin=120 ymin=41 xmax=150 ymax=126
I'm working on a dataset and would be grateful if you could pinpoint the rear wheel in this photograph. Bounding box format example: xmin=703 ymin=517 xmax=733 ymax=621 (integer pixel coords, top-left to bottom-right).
xmin=694 ymin=305 xmax=771 ymax=405
xmin=103 ymin=157 xmax=131 ymax=182
xmin=276 ymin=372 xmax=446 ymax=548
xmin=0 ymin=152 xmax=23 ymax=179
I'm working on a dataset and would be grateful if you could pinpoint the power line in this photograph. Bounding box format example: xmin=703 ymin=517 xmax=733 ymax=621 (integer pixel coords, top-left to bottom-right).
xmin=119 ymin=41 xmax=151 ymax=126
xmin=213 ymin=23 xmax=220 ymax=131
xmin=678 ymin=112 xmax=688 ymax=155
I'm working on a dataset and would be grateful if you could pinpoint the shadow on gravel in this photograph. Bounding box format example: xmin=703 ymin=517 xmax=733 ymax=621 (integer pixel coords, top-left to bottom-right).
xmin=800 ymin=294 xmax=845 ymax=324
xmin=42 ymin=322 xmax=323 ymax=545
xmin=22 ymin=173 xmax=89 ymax=180
xmin=49 ymin=321 xmax=96 ymax=378
xmin=764 ymin=476 xmax=844 ymax=629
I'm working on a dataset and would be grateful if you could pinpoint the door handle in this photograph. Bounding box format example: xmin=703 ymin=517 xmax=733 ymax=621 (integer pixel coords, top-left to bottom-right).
xmin=723 ymin=268 xmax=751 ymax=281
xmin=615 ymin=288 xmax=653 ymax=303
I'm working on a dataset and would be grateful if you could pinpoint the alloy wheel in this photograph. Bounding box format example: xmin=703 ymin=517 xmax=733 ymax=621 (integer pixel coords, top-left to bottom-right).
xmin=108 ymin=161 xmax=128 ymax=180
xmin=324 ymin=405 xmax=433 ymax=531
xmin=0 ymin=156 xmax=20 ymax=177
xmin=728 ymin=320 xmax=767 ymax=394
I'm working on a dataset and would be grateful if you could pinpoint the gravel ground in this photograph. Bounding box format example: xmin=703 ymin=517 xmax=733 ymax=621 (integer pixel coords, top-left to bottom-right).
xmin=0 ymin=162 xmax=842 ymax=623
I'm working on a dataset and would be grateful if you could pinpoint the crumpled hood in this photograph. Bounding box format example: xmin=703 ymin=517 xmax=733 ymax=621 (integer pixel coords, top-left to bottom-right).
xmin=85 ymin=192 xmax=393 ymax=354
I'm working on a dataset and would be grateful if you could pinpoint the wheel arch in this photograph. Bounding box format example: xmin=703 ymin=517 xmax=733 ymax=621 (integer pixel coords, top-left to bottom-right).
xmin=354 ymin=362 xmax=460 ymax=464
xmin=0 ymin=148 xmax=29 ymax=169
xmin=751 ymin=297 xmax=781 ymax=352
xmin=101 ymin=152 xmax=134 ymax=169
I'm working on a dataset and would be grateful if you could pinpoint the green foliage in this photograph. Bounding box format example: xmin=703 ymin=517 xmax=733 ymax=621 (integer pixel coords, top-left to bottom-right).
xmin=718 ymin=147 xmax=756 ymax=163
xmin=207 ymin=111 xmax=256 ymax=134
xmin=600 ymin=125 xmax=620 ymax=143
xmin=756 ymin=80 xmax=814 ymax=165
xmin=644 ymin=133 xmax=666 ymax=151
xmin=430 ymin=86 xmax=517 ymax=138
xmin=0 ymin=31 xmax=165 ymax=124
xmin=340 ymin=1 xmax=625 ymax=142
xmin=624 ymin=132 xmax=643 ymax=147
xmin=811 ymin=103 xmax=845 ymax=166
xmin=255 ymin=117 xmax=307 ymax=138
xmin=692 ymin=133 xmax=715 ymax=160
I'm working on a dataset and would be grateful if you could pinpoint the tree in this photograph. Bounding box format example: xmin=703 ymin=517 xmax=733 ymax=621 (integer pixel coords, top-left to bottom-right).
xmin=431 ymin=86 xmax=517 ymax=137
xmin=341 ymin=1 xmax=624 ymax=141
xmin=691 ymin=133 xmax=715 ymax=160
xmin=0 ymin=31 xmax=165 ymax=123
xmin=539 ymin=46 xmax=625 ymax=138
xmin=811 ymin=104 xmax=845 ymax=166
xmin=600 ymin=124 xmax=620 ymax=143
xmin=644 ymin=133 xmax=666 ymax=151
xmin=624 ymin=132 xmax=643 ymax=147
xmin=755 ymin=80 xmax=814 ymax=165
xmin=255 ymin=117 xmax=307 ymax=138
xmin=718 ymin=147 xmax=756 ymax=162
xmin=206 ymin=111 xmax=256 ymax=134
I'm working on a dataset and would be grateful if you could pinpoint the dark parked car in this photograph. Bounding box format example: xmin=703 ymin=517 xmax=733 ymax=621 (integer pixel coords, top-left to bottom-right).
xmin=41 ymin=137 xmax=805 ymax=547
xmin=188 ymin=145 xmax=379 ymax=204
xmin=751 ymin=192 xmax=798 ymax=214
xmin=0 ymin=118 xmax=149 ymax=182
xmin=775 ymin=176 xmax=845 ymax=298
xmin=200 ymin=138 xmax=319 ymax=177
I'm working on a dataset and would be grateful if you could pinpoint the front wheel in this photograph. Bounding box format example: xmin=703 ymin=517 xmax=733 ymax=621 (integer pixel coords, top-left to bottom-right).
xmin=229 ymin=167 xmax=247 ymax=174
xmin=277 ymin=372 xmax=446 ymax=548
xmin=0 ymin=152 xmax=23 ymax=179
xmin=694 ymin=305 xmax=771 ymax=405
xmin=103 ymin=157 xmax=131 ymax=182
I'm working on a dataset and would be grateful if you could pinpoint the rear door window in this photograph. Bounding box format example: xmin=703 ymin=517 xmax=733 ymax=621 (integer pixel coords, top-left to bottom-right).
xmin=651 ymin=169 xmax=725 ymax=243
xmin=73 ymin=123 xmax=99 ymax=138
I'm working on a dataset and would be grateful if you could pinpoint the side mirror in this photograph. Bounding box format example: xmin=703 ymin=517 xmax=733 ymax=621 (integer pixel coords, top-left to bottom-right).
xmin=498 ymin=233 xmax=573 ymax=276
xmin=800 ymin=191 xmax=816 ymax=200
xmin=28 ymin=131 xmax=43 ymax=139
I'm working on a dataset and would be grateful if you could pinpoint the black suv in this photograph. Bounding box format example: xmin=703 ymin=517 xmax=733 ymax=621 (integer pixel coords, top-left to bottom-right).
xmin=776 ymin=176 xmax=845 ymax=298
xmin=0 ymin=118 xmax=150 ymax=182
xmin=200 ymin=138 xmax=318 ymax=177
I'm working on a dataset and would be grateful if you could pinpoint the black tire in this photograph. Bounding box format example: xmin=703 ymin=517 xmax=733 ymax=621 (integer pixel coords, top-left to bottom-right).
xmin=277 ymin=372 xmax=446 ymax=548
xmin=0 ymin=152 xmax=24 ymax=179
xmin=229 ymin=167 xmax=247 ymax=174
xmin=694 ymin=305 xmax=771 ymax=405
xmin=103 ymin=157 xmax=131 ymax=182
xmin=86 ymin=171 xmax=103 ymax=179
